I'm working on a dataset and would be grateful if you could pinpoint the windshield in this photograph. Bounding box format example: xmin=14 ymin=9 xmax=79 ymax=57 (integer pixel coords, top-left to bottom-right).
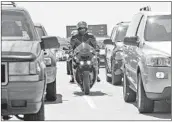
xmin=2 ymin=10 xmax=36 ymax=41
xmin=145 ymin=15 xmax=171 ymax=41
xmin=74 ymin=43 xmax=95 ymax=55
xmin=114 ymin=25 xmax=128 ymax=42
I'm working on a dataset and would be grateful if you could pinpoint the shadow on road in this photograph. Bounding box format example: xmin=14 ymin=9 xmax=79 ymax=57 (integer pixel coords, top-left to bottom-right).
xmin=73 ymin=91 xmax=109 ymax=97
xmin=45 ymin=94 xmax=63 ymax=105
xmin=131 ymin=100 xmax=171 ymax=119
xmin=107 ymin=80 xmax=123 ymax=87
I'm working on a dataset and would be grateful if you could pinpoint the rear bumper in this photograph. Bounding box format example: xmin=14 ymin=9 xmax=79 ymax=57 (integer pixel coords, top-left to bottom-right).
xmin=1 ymin=79 xmax=45 ymax=116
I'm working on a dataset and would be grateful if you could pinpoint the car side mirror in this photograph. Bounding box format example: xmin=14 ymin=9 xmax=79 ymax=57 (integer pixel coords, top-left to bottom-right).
xmin=103 ymin=39 xmax=113 ymax=45
xmin=40 ymin=36 xmax=60 ymax=50
xmin=123 ymin=36 xmax=140 ymax=46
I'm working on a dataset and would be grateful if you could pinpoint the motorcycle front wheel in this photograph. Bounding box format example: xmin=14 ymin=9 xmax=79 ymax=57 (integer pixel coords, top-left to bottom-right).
xmin=83 ymin=71 xmax=90 ymax=95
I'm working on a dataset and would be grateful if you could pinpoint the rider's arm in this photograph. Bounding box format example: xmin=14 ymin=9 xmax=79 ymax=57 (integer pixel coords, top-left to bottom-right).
xmin=70 ymin=36 xmax=76 ymax=50
xmin=89 ymin=35 xmax=97 ymax=49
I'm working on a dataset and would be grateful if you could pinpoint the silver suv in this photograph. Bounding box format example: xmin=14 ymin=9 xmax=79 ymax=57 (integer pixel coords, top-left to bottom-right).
xmin=123 ymin=6 xmax=171 ymax=113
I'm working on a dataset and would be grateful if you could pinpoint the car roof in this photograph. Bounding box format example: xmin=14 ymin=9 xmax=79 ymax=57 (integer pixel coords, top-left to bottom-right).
xmin=34 ymin=23 xmax=44 ymax=27
xmin=2 ymin=6 xmax=27 ymax=12
xmin=139 ymin=11 xmax=171 ymax=16
xmin=113 ymin=21 xmax=130 ymax=28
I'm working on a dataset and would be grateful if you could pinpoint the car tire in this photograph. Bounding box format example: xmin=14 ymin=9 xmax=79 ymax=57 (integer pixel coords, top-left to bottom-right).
xmin=24 ymin=99 xmax=45 ymax=121
xmin=137 ymin=73 xmax=154 ymax=113
xmin=105 ymin=57 xmax=112 ymax=82
xmin=123 ymin=67 xmax=136 ymax=102
xmin=67 ymin=61 xmax=70 ymax=75
xmin=46 ymin=78 xmax=57 ymax=101
xmin=111 ymin=61 xmax=122 ymax=85
xmin=83 ymin=71 xmax=90 ymax=95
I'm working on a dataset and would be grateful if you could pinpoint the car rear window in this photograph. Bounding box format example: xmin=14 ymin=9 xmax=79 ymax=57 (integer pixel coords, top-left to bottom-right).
xmin=114 ymin=25 xmax=129 ymax=42
xmin=2 ymin=10 xmax=36 ymax=41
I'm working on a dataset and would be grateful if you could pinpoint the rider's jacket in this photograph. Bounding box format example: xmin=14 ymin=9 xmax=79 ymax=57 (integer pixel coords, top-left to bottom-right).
xmin=70 ymin=32 xmax=97 ymax=50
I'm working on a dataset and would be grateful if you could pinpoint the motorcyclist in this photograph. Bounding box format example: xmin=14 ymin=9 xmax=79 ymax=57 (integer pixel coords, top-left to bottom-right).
xmin=69 ymin=21 xmax=100 ymax=83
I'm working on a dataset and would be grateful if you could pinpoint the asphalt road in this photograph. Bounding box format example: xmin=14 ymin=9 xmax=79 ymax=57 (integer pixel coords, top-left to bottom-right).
xmin=5 ymin=61 xmax=171 ymax=121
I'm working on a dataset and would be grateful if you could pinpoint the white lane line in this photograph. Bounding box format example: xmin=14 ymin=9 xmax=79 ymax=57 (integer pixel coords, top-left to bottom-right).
xmin=83 ymin=95 xmax=97 ymax=109
xmin=72 ymin=81 xmax=97 ymax=109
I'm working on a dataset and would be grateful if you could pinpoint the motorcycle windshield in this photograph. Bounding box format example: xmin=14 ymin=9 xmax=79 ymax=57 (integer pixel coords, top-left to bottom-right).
xmin=74 ymin=42 xmax=95 ymax=55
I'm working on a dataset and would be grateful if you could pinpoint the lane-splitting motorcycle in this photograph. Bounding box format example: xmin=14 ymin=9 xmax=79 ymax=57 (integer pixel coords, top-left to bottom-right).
xmin=72 ymin=42 xmax=99 ymax=95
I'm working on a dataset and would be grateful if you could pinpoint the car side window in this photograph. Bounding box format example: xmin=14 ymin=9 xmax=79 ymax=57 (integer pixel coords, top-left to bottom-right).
xmin=126 ymin=13 xmax=143 ymax=37
xmin=110 ymin=27 xmax=117 ymax=41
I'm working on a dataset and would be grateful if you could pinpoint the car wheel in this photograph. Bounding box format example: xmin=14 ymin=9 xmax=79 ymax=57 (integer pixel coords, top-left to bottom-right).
xmin=67 ymin=61 xmax=70 ymax=75
xmin=137 ymin=73 xmax=154 ymax=113
xmin=24 ymin=99 xmax=45 ymax=121
xmin=111 ymin=60 xmax=122 ymax=85
xmin=46 ymin=78 xmax=57 ymax=101
xmin=123 ymin=67 xmax=136 ymax=102
xmin=105 ymin=57 xmax=111 ymax=82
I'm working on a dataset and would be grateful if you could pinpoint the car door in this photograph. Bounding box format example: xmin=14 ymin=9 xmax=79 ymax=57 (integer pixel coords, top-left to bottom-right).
xmin=125 ymin=13 xmax=143 ymax=82
xmin=131 ymin=15 xmax=146 ymax=83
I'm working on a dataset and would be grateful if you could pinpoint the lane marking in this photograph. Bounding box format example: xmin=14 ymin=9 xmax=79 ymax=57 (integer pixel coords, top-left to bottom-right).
xmin=83 ymin=95 xmax=97 ymax=109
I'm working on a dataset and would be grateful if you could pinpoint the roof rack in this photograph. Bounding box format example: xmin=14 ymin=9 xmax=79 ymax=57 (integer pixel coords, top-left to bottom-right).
xmin=1 ymin=2 xmax=16 ymax=7
xmin=140 ymin=6 xmax=151 ymax=11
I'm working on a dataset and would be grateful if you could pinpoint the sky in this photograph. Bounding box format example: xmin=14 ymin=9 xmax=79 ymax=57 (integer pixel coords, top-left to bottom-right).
xmin=15 ymin=1 xmax=171 ymax=38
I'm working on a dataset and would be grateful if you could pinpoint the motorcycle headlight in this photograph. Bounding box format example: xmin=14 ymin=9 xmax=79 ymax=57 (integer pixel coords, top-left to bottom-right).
xmin=146 ymin=55 xmax=171 ymax=67
xmin=80 ymin=61 xmax=84 ymax=65
xmin=87 ymin=60 xmax=91 ymax=65
xmin=44 ymin=58 xmax=52 ymax=66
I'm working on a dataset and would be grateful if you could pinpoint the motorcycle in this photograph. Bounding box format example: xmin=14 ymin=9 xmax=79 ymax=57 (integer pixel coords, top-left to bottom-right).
xmin=72 ymin=42 xmax=99 ymax=95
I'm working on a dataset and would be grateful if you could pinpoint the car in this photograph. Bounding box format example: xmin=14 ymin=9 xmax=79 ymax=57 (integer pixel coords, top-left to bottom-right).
xmin=96 ymin=37 xmax=108 ymax=67
xmin=56 ymin=48 xmax=68 ymax=61
xmin=34 ymin=23 xmax=59 ymax=101
xmin=122 ymin=6 xmax=171 ymax=113
xmin=1 ymin=2 xmax=59 ymax=121
xmin=104 ymin=22 xmax=130 ymax=85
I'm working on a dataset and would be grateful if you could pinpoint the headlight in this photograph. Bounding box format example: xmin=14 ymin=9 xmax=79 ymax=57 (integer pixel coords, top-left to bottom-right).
xmin=80 ymin=61 xmax=84 ymax=65
xmin=44 ymin=58 xmax=52 ymax=66
xmin=146 ymin=55 xmax=171 ymax=67
xmin=9 ymin=62 xmax=41 ymax=75
xmin=87 ymin=61 xmax=91 ymax=65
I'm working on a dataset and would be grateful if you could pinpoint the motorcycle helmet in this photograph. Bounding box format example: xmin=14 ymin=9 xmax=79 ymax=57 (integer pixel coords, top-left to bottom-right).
xmin=77 ymin=21 xmax=88 ymax=30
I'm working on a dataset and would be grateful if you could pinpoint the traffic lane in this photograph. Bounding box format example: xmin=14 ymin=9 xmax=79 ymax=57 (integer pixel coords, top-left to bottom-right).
xmin=45 ymin=62 xmax=171 ymax=120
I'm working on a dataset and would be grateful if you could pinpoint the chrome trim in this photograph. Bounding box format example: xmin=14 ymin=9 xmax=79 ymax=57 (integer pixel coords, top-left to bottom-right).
xmin=1 ymin=62 xmax=8 ymax=85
